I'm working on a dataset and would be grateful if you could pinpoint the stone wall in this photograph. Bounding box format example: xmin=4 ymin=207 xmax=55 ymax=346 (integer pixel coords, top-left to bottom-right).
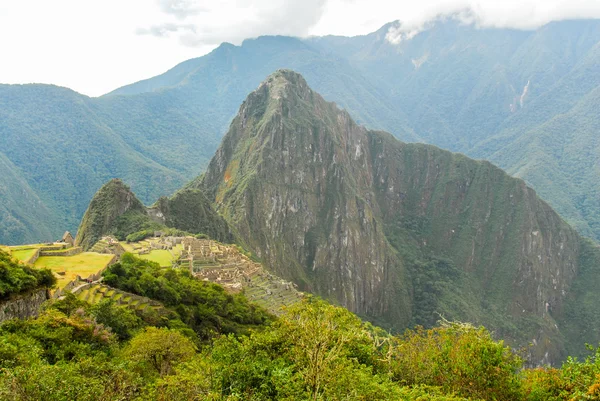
xmin=40 ymin=247 xmax=83 ymax=257
xmin=0 ymin=289 xmax=49 ymax=323
xmin=28 ymin=248 xmax=41 ymax=264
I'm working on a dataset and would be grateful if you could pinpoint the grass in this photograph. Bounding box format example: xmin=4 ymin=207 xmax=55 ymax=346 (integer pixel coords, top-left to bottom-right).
xmin=10 ymin=248 xmax=38 ymax=263
xmin=34 ymin=252 xmax=114 ymax=288
xmin=119 ymin=242 xmax=136 ymax=253
xmin=119 ymin=240 xmax=183 ymax=267
xmin=137 ymin=250 xmax=175 ymax=267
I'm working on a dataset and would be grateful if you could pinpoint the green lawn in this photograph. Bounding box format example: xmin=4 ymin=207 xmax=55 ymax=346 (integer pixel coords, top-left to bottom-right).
xmin=137 ymin=250 xmax=175 ymax=267
xmin=119 ymin=242 xmax=136 ymax=253
xmin=34 ymin=252 xmax=115 ymax=288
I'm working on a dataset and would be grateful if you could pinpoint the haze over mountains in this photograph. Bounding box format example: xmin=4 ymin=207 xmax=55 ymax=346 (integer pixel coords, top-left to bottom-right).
xmin=1 ymin=17 xmax=600 ymax=248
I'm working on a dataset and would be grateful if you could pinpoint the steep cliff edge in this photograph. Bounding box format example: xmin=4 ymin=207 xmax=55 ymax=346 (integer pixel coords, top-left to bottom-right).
xmin=198 ymin=70 xmax=600 ymax=364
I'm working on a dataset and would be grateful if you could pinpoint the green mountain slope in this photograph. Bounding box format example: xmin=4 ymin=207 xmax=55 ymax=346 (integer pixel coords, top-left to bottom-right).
xmin=75 ymin=179 xmax=231 ymax=250
xmin=3 ymin=18 xmax=600 ymax=246
xmin=0 ymin=36 xmax=416 ymax=246
xmin=0 ymin=153 xmax=57 ymax=244
xmin=197 ymin=70 xmax=600 ymax=364
xmin=310 ymin=19 xmax=600 ymax=240
xmin=0 ymin=85 xmax=187 ymax=245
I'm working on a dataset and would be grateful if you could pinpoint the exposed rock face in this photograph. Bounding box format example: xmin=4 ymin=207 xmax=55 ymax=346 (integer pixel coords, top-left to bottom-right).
xmin=0 ymin=289 xmax=49 ymax=323
xmin=198 ymin=70 xmax=600 ymax=364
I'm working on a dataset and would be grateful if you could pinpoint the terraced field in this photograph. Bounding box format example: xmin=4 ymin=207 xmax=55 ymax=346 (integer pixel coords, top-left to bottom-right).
xmin=119 ymin=241 xmax=183 ymax=267
xmin=34 ymin=252 xmax=115 ymax=288
xmin=9 ymin=247 xmax=39 ymax=263
xmin=75 ymin=284 xmax=165 ymax=314
xmin=244 ymin=273 xmax=303 ymax=315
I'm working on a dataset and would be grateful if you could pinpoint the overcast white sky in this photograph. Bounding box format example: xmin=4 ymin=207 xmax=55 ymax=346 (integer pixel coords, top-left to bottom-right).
xmin=1 ymin=0 xmax=599 ymax=97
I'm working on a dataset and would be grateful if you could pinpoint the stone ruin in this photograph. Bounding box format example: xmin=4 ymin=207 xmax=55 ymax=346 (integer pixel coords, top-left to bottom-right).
xmin=175 ymin=237 xmax=303 ymax=314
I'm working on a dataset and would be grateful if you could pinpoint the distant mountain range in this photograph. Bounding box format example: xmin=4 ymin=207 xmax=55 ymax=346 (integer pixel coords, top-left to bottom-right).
xmin=1 ymin=18 xmax=600 ymax=245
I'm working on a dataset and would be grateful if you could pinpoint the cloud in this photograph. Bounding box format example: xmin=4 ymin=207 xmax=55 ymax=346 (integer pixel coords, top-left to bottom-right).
xmin=136 ymin=23 xmax=196 ymax=38
xmin=140 ymin=0 xmax=600 ymax=48
xmin=385 ymin=7 xmax=481 ymax=45
xmin=158 ymin=0 xmax=206 ymax=20
xmin=140 ymin=0 xmax=328 ymax=47
xmin=380 ymin=0 xmax=600 ymax=45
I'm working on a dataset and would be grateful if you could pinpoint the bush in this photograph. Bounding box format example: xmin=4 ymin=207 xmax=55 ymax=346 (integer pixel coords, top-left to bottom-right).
xmin=0 ymin=250 xmax=56 ymax=300
xmin=390 ymin=320 xmax=523 ymax=401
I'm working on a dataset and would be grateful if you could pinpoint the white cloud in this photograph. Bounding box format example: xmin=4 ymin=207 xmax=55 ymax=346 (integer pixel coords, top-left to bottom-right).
xmin=139 ymin=0 xmax=328 ymax=46
xmin=1 ymin=0 xmax=600 ymax=96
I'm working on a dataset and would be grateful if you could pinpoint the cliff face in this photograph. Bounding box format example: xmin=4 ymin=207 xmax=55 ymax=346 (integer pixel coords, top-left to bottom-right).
xmin=0 ymin=289 xmax=49 ymax=323
xmin=199 ymin=70 xmax=600 ymax=364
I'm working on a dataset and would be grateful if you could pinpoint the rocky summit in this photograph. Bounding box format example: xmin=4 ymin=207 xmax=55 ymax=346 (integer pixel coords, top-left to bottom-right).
xmin=197 ymin=69 xmax=600 ymax=364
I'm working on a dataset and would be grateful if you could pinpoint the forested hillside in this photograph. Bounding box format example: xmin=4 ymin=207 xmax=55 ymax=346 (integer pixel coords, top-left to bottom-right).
xmin=1 ymin=252 xmax=600 ymax=400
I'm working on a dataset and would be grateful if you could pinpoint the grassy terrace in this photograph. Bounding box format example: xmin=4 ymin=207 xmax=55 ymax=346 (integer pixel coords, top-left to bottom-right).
xmin=76 ymin=283 xmax=164 ymax=314
xmin=119 ymin=241 xmax=183 ymax=267
xmin=10 ymin=248 xmax=39 ymax=263
xmin=34 ymin=252 xmax=115 ymax=289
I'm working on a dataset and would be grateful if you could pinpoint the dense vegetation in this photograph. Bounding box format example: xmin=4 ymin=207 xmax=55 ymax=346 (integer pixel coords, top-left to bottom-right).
xmin=103 ymin=253 xmax=271 ymax=340
xmin=1 ymin=269 xmax=599 ymax=400
xmin=0 ymin=250 xmax=55 ymax=300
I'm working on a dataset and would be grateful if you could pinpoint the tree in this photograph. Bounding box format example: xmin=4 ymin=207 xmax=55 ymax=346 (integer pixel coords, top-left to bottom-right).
xmin=90 ymin=299 xmax=143 ymax=341
xmin=124 ymin=327 xmax=196 ymax=377
xmin=389 ymin=320 xmax=523 ymax=401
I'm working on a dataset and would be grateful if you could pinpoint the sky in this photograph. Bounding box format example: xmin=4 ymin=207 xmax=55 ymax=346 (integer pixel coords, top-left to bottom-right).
xmin=1 ymin=0 xmax=599 ymax=97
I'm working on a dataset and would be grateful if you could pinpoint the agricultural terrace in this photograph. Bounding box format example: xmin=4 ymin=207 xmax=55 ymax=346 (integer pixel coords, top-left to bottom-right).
xmin=7 ymin=244 xmax=45 ymax=264
xmin=34 ymin=252 xmax=115 ymax=289
xmin=120 ymin=240 xmax=183 ymax=267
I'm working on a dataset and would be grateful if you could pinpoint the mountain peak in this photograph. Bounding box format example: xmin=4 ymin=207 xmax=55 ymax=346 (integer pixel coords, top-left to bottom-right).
xmin=197 ymin=71 xmax=600 ymax=364
xmin=256 ymin=69 xmax=311 ymax=101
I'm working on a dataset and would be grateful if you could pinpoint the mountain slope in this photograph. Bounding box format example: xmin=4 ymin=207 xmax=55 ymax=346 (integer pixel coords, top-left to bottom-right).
xmin=75 ymin=179 xmax=231 ymax=250
xmin=197 ymin=70 xmax=600 ymax=364
xmin=310 ymin=19 xmax=600 ymax=241
xmin=0 ymin=84 xmax=187 ymax=245
xmin=0 ymin=153 xmax=58 ymax=244
xmin=3 ymin=19 xmax=600 ymax=246
xmin=0 ymin=36 xmax=417 ymax=246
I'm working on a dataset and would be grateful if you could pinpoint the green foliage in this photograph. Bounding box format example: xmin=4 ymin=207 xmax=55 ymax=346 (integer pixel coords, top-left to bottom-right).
xmin=408 ymin=257 xmax=460 ymax=328
xmin=103 ymin=253 xmax=272 ymax=339
xmin=1 ymin=283 xmax=600 ymax=400
xmin=0 ymin=250 xmax=56 ymax=300
xmin=389 ymin=321 xmax=524 ymax=400
xmin=522 ymin=345 xmax=600 ymax=401
xmin=155 ymin=189 xmax=232 ymax=243
xmin=126 ymin=229 xmax=155 ymax=242
xmin=0 ymin=356 xmax=144 ymax=401
xmin=0 ymin=309 xmax=114 ymax=364
xmin=90 ymin=299 xmax=143 ymax=341
xmin=124 ymin=327 xmax=196 ymax=377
